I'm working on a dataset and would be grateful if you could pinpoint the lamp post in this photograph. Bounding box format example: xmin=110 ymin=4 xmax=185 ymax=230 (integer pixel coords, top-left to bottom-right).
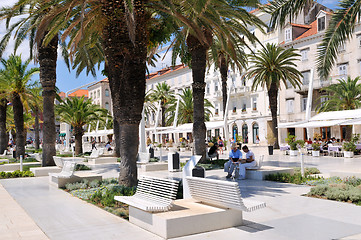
xmin=64 ymin=81 xmax=97 ymax=152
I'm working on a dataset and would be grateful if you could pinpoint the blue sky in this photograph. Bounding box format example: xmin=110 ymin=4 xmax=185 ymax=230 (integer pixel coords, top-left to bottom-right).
xmin=0 ymin=0 xmax=339 ymax=93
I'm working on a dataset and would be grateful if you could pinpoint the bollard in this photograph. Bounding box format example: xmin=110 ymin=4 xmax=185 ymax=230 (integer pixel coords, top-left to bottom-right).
xmin=20 ymin=155 xmax=23 ymax=172
xmin=300 ymin=151 xmax=305 ymax=177
xmin=159 ymin=146 xmax=163 ymax=162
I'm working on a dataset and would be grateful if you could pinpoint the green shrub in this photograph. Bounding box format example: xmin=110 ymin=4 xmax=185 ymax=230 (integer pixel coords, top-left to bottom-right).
xmin=34 ymin=149 xmax=42 ymax=153
xmin=0 ymin=170 xmax=34 ymax=179
xmin=57 ymin=153 xmax=73 ymax=157
xmin=75 ymin=164 xmax=91 ymax=171
xmin=265 ymin=172 xmax=321 ymax=184
xmin=65 ymin=181 xmax=89 ymax=191
xmin=308 ymin=185 xmax=329 ymax=196
xmin=293 ymin=167 xmax=320 ymax=175
xmin=89 ymin=179 xmax=101 ymax=188
xmin=149 ymin=157 xmax=159 ymax=162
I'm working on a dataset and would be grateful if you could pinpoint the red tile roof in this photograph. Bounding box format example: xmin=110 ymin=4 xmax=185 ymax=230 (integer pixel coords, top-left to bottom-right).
xmin=290 ymin=23 xmax=311 ymax=29
xmin=68 ymin=89 xmax=89 ymax=97
xmin=146 ymin=64 xmax=188 ymax=81
xmin=294 ymin=20 xmax=318 ymax=41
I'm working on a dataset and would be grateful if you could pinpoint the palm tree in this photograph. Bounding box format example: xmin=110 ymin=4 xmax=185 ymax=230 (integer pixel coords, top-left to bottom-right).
xmin=28 ymin=82 xmax=43 ymax=150
xmin=36 ymin=0 xmax=264 ymax=186
xmin=150 ymin=82 xmax=175 ymax=127
xmin=265 ymin=0 xmax=361 ymax=79
xmin=56 ymin=97 xmax=108 ymax=155
xmin=317 ymin=76 xmax=361 ymax=140
xmin=208 ymin=38 xmax=247 ymax=114
xmin=245 ymin=43 xmax=302 ymax=149
xmin=0 ymin=97 xmax=7 ymax=154
xmin=0 ymin=55 xmax=39 ymax=158
xmin=0 ymin=0 xmax=69 ymax=166
xmin=165 ymin=0 xmax=265 ymax=158
xmin=166 ymin=88 xmax=213 ymax=125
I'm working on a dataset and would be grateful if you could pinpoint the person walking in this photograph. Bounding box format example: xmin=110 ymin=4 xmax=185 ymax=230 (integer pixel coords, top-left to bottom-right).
xmin=218 ymin=137 xmax=224 ymax=154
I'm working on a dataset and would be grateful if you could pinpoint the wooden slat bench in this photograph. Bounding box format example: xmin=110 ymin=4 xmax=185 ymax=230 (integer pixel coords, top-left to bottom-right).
xmin=114 ymin=176 xmax=179 ymax=212
xmin=186 ymin=176 xmax=266 ymax=212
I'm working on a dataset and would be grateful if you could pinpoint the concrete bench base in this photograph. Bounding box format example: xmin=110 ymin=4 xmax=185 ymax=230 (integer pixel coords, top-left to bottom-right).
xmin=0 ymin=159 xmax=9 ymax=164
xmin=246 ymin=166 xmax=294 ymax=180
xmin=0 ymin=162 xmax=40 ymax=172
xmin=88 ymin=157 xmax=118 ymax=164
xmin=139 ymin=162 xmax=168 ymax=172
xmin=130 ymin=199 xmax=243 ymax=239
xmin=30 ymin=166 xmax=61 ymax=177
xmin=50 ymin=171 xmax=102 ymax=188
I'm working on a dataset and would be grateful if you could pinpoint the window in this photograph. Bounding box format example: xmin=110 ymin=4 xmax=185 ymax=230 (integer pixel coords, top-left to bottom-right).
xmin=215 ymin=104 xmax=219 ymax=115
xmin=318 ymin=16 xmax=325 ymax=31
xmin=242 ymin=102 xmax=247 ymax=112
xmin=232 ymin=102 xmax=237 ymax=112
xmin=105 ymin=102 xmax=110 ymax=110
xmin=300 ymin=48 xmax=309 ymax=61
xmin=97 ymin=90 xmax=100 ymax=98
xmin=90 ymin=92 xmax=93 ymax=99
xmin=252 ymin=97 xmax=257 ymax=110
xmin=320 ymin=96 xmax=329 ymax=108
xmin=301 ymin=71 xmax=310 ymax=85
xmin=214 ymin=81 xmax=219 ymax=92
xmin=338 ymin=63 xmax=348 ymax=79
xmin=286 ymin=99 xmax=294 ymax=113
xmin=252 ymin=123 xmax=259 ymax=144
xmin=357 ymin=34 xmax=361 ymax=47
xmin=206 ymin=83 xmax=210 ymax=94
xmin=105 ymin=89 xmax=109 ymax=97
xmin=286 ymin=80 xmax=293 ymax=89
xmin=232 ymin=77 xmax=236 ymax=87
xmin=242 ymin=78 xmax=246 ymax=87
xmin=337 ymin=43 xmax=346 ymax=52
xmin=301 ymin=97 xmax=308 ymax=112
xmin=285 ymin=28 xmax=292 ymax=41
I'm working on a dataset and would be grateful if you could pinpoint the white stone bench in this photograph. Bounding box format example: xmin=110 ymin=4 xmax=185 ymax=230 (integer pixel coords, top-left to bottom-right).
xmin=186 ymin=176 xmax=266 ymax=212
xmin=30 ymin=166 xmax=62 ymax=177
xmin=49 ymin=161 xmax=102 ymax=188
xmin=114 ymin=176 xmax=179 ymax=212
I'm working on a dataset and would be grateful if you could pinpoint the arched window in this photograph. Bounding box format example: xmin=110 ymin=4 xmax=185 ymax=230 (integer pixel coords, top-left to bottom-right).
xmin=252 ymin=123 xmax=259 ymax=144
xmin=105 ymin=89 xmax=110 ymax=97
xmin=105 ymin=102 xmax=110 ymax=110
xmin=242 ymin=124 xmax=248 ymax=143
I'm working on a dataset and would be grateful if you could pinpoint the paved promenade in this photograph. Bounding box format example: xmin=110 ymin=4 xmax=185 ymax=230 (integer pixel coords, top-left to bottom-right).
xmin=1 ymin=147 xmax=361 ymax=239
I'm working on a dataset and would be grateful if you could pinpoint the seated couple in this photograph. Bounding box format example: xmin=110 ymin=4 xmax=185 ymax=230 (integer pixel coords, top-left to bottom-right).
xmin=224 ymin=143 xmax=255 ymax=180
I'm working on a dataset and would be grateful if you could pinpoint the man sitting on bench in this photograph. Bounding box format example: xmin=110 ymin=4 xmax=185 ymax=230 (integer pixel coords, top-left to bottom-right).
xmin=236 ymin=145 xmax=256 ymax=180
xmin=225 ymin=143 xmax=242 ymax=179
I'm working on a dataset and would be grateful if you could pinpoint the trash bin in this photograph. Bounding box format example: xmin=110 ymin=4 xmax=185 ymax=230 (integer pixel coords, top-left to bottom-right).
xmin=12 ymin=150 xmax=16 ymax=158
xmin=192 ymin=166 xmax=205 ymax=178
xmin=168 ymin=152 xmax=180 ymax=172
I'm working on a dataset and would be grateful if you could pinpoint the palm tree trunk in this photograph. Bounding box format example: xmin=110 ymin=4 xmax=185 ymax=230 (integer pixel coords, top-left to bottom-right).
xmin=113 ymin=118 xmax=120 ymax=157
xmin=38 ymin=35 xmax=58 ymax=166
xmin=12 ymin=93 xmax=25 ymax=158
xmin=0 ymin=98 xmax=7 ymax=153
xmin=102 ymin=0 xmax=148 ymax=187
xmin=74 ymin=126 xmax=83 ymax=155
xmin=220 ymin=54 xmax=228 ymax=115
xmin=34 ymin=107 xmax=40 ymax=150
xmin=186 ymin=31 xmax=212 ymax=160
xmin=268 ymin=83 xmax=280 ymax=149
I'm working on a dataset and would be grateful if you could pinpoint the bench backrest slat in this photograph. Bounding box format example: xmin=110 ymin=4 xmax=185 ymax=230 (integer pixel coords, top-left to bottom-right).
xmin=60 ymin=161 xmax=76 ymax=176
xmin=135 ymin=176 xmax=179 ymax=204
xmin=186 ymin=176 xmax=264 ymax=212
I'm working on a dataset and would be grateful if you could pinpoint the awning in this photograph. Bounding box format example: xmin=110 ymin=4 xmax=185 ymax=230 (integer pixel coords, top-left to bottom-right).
xmin=59 ymin=133 xmax=66 ymax=137
xmin=309 ymin=109 xmax=361 ymax=121
xmin=290 ymin=119 xmax=346 ymax=128
xmin=83 ymin=129 xmax=113 ymax=137
xmin=151 ymin=120 xmax=236 ymax=134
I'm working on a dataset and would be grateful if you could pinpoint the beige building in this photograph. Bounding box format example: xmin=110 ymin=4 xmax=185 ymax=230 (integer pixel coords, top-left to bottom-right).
xmin=88 ymin=79 xmax=113 ymax=115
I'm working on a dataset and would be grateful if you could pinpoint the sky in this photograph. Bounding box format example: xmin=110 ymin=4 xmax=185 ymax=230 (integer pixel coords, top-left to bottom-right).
xmin=0 ymin=0 xmax=339 ymax=93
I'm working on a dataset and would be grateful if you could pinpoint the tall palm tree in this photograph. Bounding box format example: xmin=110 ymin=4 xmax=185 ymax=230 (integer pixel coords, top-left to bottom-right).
xmin=166 ymin=88 xmax=213 ymax=125
xmin=56 ymin=97 xmax=108 ymax=155
xmin=0 ymin=0 xmax=69 ymax=165
xmin=265 ymin=0 xmax=361 ymax=79
xmin=164 ymin=0 xmax=265 ymax=158
xmin=28 ymin=82 xmax=43 ymax=150
xmin=150 ymin=82 xmax=175 ymax=127
xmin=0 ymin=55 xmax=39 ymax=158
xmin=317 ymin=76 xmax=361 ymax=140
xmin=208 ymin=38 xmax=247 ymax=114
xmin=0 ymin=97 xmax=7 ymax=154
xmin=37 ymin=0 xmax=264 ymax=186
xmin=245 ymin=43 xmax=302 ymax=149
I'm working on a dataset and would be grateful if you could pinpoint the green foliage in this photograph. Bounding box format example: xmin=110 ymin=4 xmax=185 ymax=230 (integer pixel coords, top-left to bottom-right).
xmin=311 ymin=143 xmax=320 ymax=151
xmin=293 ymin=167 xmax=320 ymax=175
xmin=285 ymin=134 xmax=304 ymax=150
xmin=285 ymin=134 xmax=296 ymax=145
xmin=75 ymin=164 xmax=91 ymax=171
xmin=149 ymin=157 xmax=159 ymax=162
xmin=57 ymin=153 xmax=73 ymax=157
xmin=265 ymin=167 xmax=322 ymax=185
xmin=23 ymin=164 xmax=41 ymax=171
xmin=343 ymin=141 xmax=356 ymax=152
xmin=0 ymin=170 xmax=34 ymax=179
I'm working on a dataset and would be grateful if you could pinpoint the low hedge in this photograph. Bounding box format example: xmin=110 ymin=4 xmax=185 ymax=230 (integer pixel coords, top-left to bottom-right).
xmin=0 ymin=170 xmax=34 ymax=179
